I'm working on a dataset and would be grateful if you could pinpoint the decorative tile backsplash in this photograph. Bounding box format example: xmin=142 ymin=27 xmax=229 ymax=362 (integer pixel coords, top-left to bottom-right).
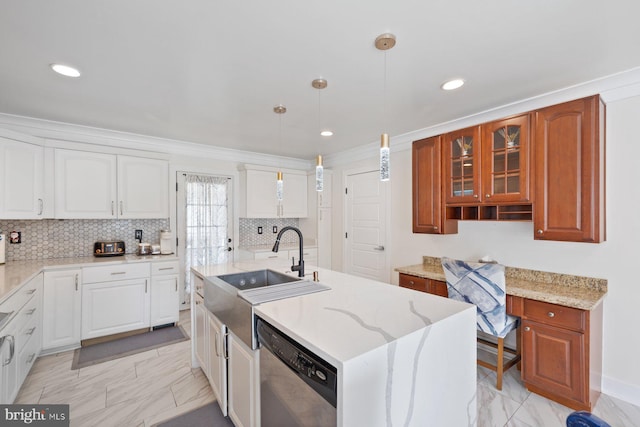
xmin=239 ymin=218 xmax=300 ymax=246
xmin=0 ymin=219 xmax=169 ymax=261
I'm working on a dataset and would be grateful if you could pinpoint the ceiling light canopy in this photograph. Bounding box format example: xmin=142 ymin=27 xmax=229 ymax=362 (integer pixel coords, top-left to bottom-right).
xmin=320 ymin=130 xmax=333 ymax=137
xmin=50 ymin=63 xmax=81 ymax=78
xmin=441 ymin=79 xmax=465 ymax=91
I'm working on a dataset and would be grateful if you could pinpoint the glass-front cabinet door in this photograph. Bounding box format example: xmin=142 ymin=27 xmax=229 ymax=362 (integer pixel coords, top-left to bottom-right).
xmin=444 ymin=126 xmax=481 ymax=203
xmin=481 ymin=114 xmax=531 ymax=202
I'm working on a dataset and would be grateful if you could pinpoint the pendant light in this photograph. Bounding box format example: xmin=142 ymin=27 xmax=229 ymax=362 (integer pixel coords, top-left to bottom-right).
xmin=375 ymin=33 xmax=396 ymax=182
xmin=274 ymin=104 xmax=286 ymax=201
xmin=312 ymin=78 xmax=328 ymax=192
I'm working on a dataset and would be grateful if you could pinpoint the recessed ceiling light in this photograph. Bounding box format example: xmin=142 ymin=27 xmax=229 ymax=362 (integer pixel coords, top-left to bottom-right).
xmin=441 ymin=79 xmax=465 ymax=91
xmin=50 ymin=63 xmax=81 ymax=78
xmin=320 ymin=130 xmax=333 ymax=137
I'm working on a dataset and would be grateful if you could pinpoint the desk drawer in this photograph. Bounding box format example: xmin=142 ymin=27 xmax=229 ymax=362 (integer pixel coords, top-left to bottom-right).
xmin=83 ymin=263 xmax=150 ymax=284
xmin=523 ymin=299 xmax=586 ymax=331
xmin=399 ymin=273 xmax=429 ymax=292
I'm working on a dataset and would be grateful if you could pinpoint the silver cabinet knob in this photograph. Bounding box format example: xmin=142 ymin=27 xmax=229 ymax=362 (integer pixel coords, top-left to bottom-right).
xmin=433 ymin=226 xmax=438 ymax=230
xmin=547 ymin=312 xmax=555 ymax=318
xmin=524 ymin=326 xmax=531 ymax=332
xmin=537 ymin=229 xmax=543 ymax=235
xmin=485 ymin=194 xmax=490 ymax=198
xmin=473 ymin=194 xmax=478 ymax=198
xmin=409 ymin=281 xmax=415 ymax=285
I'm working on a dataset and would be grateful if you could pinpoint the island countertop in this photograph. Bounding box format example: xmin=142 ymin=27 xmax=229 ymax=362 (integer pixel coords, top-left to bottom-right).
xmin=193 ymin=259 xmax=477 ymax=426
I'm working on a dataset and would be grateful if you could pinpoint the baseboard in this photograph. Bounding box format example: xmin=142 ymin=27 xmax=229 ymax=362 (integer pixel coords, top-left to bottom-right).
xmin=601 ymin=374 xmax=640 ymax=406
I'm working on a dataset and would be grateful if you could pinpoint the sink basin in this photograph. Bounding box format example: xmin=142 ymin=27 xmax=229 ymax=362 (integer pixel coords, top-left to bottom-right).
xmin=215 ymin=269 xmax=300 ymax=290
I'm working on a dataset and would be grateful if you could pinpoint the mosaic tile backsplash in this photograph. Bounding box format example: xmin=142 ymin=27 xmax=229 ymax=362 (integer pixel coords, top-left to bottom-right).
xmin=239 ymin=218 xmax=300 ymax=246
xmin=0 ymin=219 xmax=169 ymax=261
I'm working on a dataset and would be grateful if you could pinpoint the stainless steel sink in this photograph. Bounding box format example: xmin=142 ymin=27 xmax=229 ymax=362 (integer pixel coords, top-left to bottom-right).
xmin=203 ymin=269 xmax=329 ymax=350
xmin=215 ymin=269 xmax=300 ymax=290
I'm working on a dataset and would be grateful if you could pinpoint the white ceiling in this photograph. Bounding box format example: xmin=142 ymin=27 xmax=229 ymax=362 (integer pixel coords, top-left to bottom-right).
xmin=1 ymin=1 xmax=639 ymax=160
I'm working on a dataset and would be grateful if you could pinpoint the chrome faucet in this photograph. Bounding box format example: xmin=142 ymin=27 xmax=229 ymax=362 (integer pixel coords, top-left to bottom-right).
xmin=272 ymin=226 xmax=304 ymax=278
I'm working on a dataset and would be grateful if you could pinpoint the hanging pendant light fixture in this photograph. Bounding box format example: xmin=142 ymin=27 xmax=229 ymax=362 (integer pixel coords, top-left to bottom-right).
xmin=375 ymin=33 xmax=396 ymax=182
xmin=274 ymin=104 xmax=287 ymax=201
xmin=312 ymin=78 xmax=328 ymax=192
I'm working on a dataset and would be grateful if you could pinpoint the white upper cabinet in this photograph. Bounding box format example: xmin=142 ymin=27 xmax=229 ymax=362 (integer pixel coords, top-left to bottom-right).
xmin=55 ymin=149 xmax=168 ymax=219
xmin=0 ymin=136 xmax=45 ymax=219
xmin=239 ymin=165 xmax=308 ymax=218
xmin=117 ymin=155 xmax=169 ymax=219
xmin=55 ymin=149 xmax=117 ymax=218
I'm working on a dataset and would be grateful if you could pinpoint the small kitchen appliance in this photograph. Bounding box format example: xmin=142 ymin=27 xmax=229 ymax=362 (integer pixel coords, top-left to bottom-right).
xmin=160 ymin=229 xmax=173 ymax=254
xmin=137 ymin=243 xmax=152 ymax=256
xmin=93 ymin=240 xmax=125 ymax=257
xmin=0 ymin=233 xmax=5 ymax=264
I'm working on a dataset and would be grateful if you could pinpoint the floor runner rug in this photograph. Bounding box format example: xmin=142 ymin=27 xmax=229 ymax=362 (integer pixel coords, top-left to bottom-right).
xmin=71 ymin=325 xmax=188 ymax=370
xmin=156 ymin=403 xmax=234 ymax=427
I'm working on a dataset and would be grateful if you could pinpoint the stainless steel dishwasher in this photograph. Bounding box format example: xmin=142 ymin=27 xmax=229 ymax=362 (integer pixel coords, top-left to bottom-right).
xmin=256 ymin=317 xmax=337 ymax=427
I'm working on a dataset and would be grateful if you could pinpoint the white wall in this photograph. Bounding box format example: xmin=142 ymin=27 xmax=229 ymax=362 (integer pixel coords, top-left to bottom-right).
xmin=330 ymin=95 xmax=640 ymax=405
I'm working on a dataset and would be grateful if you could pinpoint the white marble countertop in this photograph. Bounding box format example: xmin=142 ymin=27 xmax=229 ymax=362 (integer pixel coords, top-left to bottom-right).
xmin=0 ymin=254 xmax=179 ymax=304
xmin=193 ymin=260 xmax=473 ymax=367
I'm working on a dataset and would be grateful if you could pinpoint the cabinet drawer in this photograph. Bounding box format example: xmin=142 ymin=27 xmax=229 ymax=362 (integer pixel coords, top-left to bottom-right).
xmin=254 ymin=251 xmax=288 ymax=261
xmin=151 ymin=261 xmax=180 ymax=276
xmin=399 ymin=274 xmax=429 ymax=292
xmin=523 ymin=299 xmax=586 ymax=331
xmin=83 ymin=263 xmax=150 ymax=284
xmin=16 ymin=295 xmax=40 ymax=352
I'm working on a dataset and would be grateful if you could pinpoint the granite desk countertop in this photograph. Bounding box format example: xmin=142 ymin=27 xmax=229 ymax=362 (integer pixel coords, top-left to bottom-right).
xmin=395 ymin=256 xmax=607 ymax=311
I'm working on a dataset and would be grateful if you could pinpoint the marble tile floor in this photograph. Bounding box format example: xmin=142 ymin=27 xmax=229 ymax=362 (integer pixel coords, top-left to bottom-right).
xmin=14 ymin=310 xmax=640 ymax=427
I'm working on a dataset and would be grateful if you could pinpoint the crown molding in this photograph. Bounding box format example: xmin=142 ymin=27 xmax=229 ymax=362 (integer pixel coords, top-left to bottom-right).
xmin=324 ymin=66 xmax=640 ymax=167
xmin=0 ymin=112 xmax=312 ymax=170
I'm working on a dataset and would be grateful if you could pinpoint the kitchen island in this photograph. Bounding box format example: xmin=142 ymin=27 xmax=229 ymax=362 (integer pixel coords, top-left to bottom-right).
xmin=193 ymin=260 xmax=477 ymax=427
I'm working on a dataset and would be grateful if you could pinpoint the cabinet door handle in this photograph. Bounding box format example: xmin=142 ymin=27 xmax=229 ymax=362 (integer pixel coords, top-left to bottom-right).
xmin=25 ymin=289 xmax=36 ymax=295
xmin=111 ymin=272 xmax=126 ymax=275
xmin=547 ymin=312 xmax=555 ymax=318
xmin=75 ymin=274 xmax=79 ymax=291
xmin=26 ymin=308 xmax=36 ymax=315
xmin=159 ymin=267 xmax=174 ymax=271
xmin=223 ymin=332 xmax=229 ymax=360
xmin=38 ymin=199 xmax=43 ymax=215
xmin=111 ymin=201 xmax=115 ymax=216
xmin=27 ymin=353 xmax=36 ymax=364
xmin=120 ymin=201 xmax=124 ymax=216
xmin=145 ymin=279 xmax=148 ymax=293
xmin=267 ymin=255 xmax=278 ymax=259
xmin=524 ymin=326 xmax=531 ymax=332
xmin=2 ymin=335 xmax=15 ymax=366
xmin=26 ymin=327 xmax=36 ymax=336
xmin=214 ymin=331 xmax=220 ymax=357
xmin=175 ymin=278 xmax=178 ymax=292
xmin=373 ymin=245 xmax=385 ymax=251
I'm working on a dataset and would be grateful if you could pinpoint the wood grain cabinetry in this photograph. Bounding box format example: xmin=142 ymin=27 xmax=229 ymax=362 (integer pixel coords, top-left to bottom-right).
xmin=412 ymin=95 xmax=604 ymax=241
xmin=412 ymin=136 xmax=457 ymax=234
xmin=533 ymin=95 xmax=605 ymax=243
xmin=398 ymin=273 xmax=447 ymax=297
xmin=508 ymin=296 xmax=602 ymax=411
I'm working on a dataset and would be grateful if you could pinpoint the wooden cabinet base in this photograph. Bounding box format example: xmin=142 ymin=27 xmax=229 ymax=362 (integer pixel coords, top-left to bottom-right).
xmin=525 ymin=382 xmax=600 ymax=412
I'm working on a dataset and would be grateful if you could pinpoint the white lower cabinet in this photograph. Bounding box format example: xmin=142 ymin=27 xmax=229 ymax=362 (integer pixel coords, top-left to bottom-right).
xmin=42 ymin=269 xmax=82 ymax=351
xmin=194 ymin=295 xmax=209 ymax=377
xmin=82 ymin=278 xmax=150 ymax=340
xmin=228 ymin=331 xmax=260 ymax=427
xmin=150 ymin=261 xmax=180 ymax=327
xmin=0 ymin=273 xmax=43 ymax=404
xmin=208 ymin=312 xmax=228 ymax=416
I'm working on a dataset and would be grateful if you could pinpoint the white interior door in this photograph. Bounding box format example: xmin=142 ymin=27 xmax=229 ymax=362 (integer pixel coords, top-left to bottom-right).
xmin=177 ymin=173 xmax=233 ymax=308
xmin=344 ymin=169 xmax=389 ymax=282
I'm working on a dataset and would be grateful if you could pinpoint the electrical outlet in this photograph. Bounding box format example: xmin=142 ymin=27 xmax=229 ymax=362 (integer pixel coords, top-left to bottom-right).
xmin=9 ymin=231 xmax=21 ymax=244
xmin=272 ymin=226 xmax=278 ymax=234
xmin=135 ymin=230 xmax=143 ymax=241
xmin=258 ymin=226 xmax=263 ymax=234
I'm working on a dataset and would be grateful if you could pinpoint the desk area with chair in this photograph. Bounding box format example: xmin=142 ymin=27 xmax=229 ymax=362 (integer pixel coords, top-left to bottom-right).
xmin=396 ymin=256 xmax=607 ymax=412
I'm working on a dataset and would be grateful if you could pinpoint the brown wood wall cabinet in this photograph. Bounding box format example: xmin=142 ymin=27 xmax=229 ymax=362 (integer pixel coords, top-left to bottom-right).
xmin=400 ymin=272 xmax=603 ymax=411
xmin=533 ymin=95 xmax=606 ymax=243
xmin=412 ymin=136 xmax=457 ymax=234
xmin=412 ymin=95 xmax=605 ymax=242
